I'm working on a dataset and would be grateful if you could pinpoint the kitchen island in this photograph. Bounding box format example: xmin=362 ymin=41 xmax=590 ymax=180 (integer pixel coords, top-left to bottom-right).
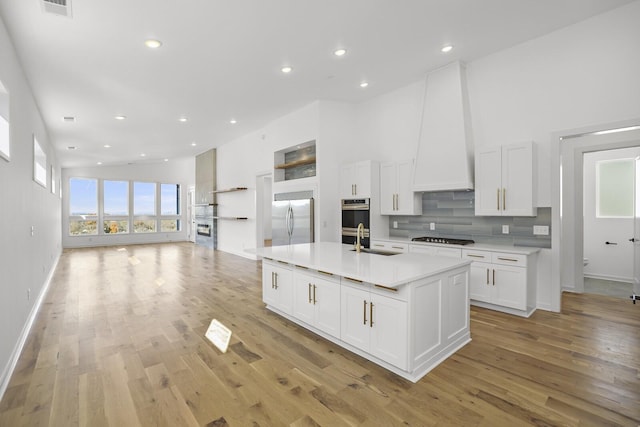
xmin=249 ymin=242 xmax=471 ymax=382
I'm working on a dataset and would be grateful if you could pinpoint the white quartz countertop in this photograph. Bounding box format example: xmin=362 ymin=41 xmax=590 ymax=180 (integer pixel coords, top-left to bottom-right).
xmin=247 ymin=242 xmax=470 ymax=288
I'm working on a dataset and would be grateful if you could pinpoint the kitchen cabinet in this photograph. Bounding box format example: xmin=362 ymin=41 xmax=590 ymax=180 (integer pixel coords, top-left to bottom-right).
xmin=262 ymin=259 xmax=293 ymax=315
xmin=409 ymin=244 xmax=461 ymax=258
xmin=340 ymin=279 xmax=408 ymax=370
xmin=380 ymin=160 xmax=422 ymax=215
xmin=475 ymin=141 xmax=535 ymax=216
xmin=370 ymin=239 xmax=408 ymax=253
xmin=292 ymin=268 xmax=341 ymax=337
xmin=340 ymin=160 xmax=378 ymax=199
xmin=462 ymin=249 xmax=537 ymax=316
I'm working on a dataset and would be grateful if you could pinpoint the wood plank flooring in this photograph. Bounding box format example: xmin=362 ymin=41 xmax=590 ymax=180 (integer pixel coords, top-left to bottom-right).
xmin=0 ymin=242 xmax=638 ymax=426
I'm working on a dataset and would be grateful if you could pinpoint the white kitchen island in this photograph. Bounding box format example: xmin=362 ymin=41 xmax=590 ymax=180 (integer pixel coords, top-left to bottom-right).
xmin=248 ymin=242 xmax=471 ymax=383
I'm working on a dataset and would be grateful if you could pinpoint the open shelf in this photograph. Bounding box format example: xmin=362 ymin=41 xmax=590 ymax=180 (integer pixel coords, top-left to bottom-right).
xmin=210 ymin=187 xmax=247 ymax=194
xmin=274 ymin=157 xmax=316 ymax=170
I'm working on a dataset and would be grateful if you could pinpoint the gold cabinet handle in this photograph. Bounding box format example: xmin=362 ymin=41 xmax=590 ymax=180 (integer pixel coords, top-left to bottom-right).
xmin=363 ymin=300 xmax=368 ymax=325
xmin=497 ymin=257 xmax=518 ymax=262
xmin=486 ymin=268 xmax=489 ymax=285
xmin=374 ymin=284 xmax=397 ymax=292
xmin=493 ymin=269 xmax=496 ymax=286
xmin=370 ymin=302 xmax=374 ymax=327
xmin=497 ymin=188 xmax=500 ymax=210
xmin=313 ymin=285 xmax=317 ymax=304
xmin=467 ymin=254 xmax=485 ymax=259
xmin=308 ymin=283 xmax=312 ymax=303
xmin=271 ymin=272 xmax=275 ymax=289
xmin=503 ymin=188 xmax=506 ymax=211
xmin=274 ymin=272 xmax=278 ymax=289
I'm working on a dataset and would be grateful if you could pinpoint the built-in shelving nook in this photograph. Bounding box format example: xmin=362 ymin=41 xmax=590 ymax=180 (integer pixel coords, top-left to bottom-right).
xmin=274 ymin=140 xmax=316 ymax=182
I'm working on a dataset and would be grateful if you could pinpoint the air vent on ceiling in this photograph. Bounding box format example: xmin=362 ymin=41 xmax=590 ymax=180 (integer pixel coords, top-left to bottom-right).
xmin=41 ymin=0 xmax=72 ymax=18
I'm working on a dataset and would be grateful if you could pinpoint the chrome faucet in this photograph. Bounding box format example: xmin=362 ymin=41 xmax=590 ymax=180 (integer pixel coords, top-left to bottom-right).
xmin=355 ymin=222 xmax=365 ymax=253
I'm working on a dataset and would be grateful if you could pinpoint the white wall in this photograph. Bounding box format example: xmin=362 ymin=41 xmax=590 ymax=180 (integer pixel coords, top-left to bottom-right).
xmin=61 ymin=158 xmax=195 ymax=248
xmin=0 ymin=17 xmax=61 ymax=395
xmin=583 ymin=147 xmax=639 ymax=282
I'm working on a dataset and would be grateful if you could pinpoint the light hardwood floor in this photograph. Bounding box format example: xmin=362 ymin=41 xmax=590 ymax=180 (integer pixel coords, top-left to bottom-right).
xmin=0 ymin=242 xmax=638 ymax=426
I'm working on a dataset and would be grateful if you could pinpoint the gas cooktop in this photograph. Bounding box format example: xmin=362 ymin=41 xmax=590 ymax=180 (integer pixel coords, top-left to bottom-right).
xmin=411 ymin=236 xmax=475 ymax=245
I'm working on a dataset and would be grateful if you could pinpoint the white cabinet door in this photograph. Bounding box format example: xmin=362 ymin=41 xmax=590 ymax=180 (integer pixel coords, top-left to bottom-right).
xmin=340 ymin=284 xmax=370 ymax=352
xmin=502 ymin=142 xmax=534 ymax=216
xmin=379 ymin=162 xmax=396 ymax=214
xmin=468 ymin=262 xmax=492 ymax=303
xmin=396 ymin=160 xmax=421 ymax=215
xmin=341 ymin=161 xmax=373 ymax=199
xmin=340 ymin=163 xmax=356 ymax=199
xmin=262 ymin=260 xmax=293 ymax=314
xmin=369 ymin=293 xmax=408 ymax=370
xmin=292 ymin=271 xmax=316 ymax=325
xmin=314 ymin=278 xmax=341 ymax=337
xmin=475 ymin=142 xmax=534 ymax=216
xmin=475 ymin=147 xmax=502 ymax=216
xmin=354 ymin=161 xmax=372 ymax=198
xmin=492 ymin=265 xmax=527 ymax=310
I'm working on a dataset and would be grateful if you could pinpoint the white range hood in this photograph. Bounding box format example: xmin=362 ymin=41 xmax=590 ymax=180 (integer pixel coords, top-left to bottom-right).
xmin=413 ymin=61 xmax=474 ymax=192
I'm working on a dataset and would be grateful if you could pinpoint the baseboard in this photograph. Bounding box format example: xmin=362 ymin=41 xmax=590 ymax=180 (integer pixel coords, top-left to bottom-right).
xmin=584 ymin=273 xmax=633 ymax=283
xmin=0 ymin=253 xmax=60 ymax=402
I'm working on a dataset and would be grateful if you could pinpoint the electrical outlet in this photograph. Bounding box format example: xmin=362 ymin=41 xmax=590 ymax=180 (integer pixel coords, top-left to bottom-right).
xmin=30 ymin=226 xmax=34 ymax=236
xmin=502 ymin=225 xmax=509 ymax=234
xmin=393 ymin=221 xmax=398 ymax=229
xmin=533 ymin=225 xmax=549 ymax=235
xmin=430 ymin=222 xmax=435 ymax=231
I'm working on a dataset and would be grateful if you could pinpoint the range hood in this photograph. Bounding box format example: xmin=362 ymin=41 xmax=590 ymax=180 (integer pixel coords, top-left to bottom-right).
xmin=413 ymin=61 xmax=474 ymax=192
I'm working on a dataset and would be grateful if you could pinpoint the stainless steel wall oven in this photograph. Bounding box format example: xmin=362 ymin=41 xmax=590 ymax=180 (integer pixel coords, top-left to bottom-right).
xmin=341 ymin=198 xmax=370 ymax=248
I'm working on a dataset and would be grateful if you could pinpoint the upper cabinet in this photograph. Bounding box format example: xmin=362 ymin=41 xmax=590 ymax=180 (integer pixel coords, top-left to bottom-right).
xmin=340 ymin=160 xmax=378 ymax=199
xmin=380 ymin=160 xmax=422 ymax=215
xmin=475 ymin=141 xmax=535 ymax=216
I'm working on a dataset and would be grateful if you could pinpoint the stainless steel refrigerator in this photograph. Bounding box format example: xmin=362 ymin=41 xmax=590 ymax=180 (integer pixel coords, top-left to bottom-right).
xmin=272 ymin=192 xmax=314 ymax=246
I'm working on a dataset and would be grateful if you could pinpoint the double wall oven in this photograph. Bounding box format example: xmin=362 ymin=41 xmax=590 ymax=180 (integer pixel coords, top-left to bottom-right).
xmin=341 ymin=199 xmax=370 ymax=248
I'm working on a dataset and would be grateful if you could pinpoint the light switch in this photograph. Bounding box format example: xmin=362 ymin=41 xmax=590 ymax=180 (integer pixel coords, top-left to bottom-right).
xmin=393 ymin=221 xmax=398 ymax=229
xmin=533 ymin=225 xmax=549 ymax=235
xmin=430 ymin=222 xmax=435 ymax=231
xmin=502 ymin=225 xmax=509 ymax=234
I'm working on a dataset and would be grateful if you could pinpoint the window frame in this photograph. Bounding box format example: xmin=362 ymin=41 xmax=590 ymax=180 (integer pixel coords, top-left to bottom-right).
xmin=0 ymin=81 xmax=9 ymax=162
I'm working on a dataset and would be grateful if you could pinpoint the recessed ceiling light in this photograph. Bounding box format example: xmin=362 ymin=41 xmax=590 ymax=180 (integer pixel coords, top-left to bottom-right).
xmin=140 ymin=153 xmax=146 ymax=157
xmin=179 ymin=117 xmax=188 ymax=122
xmin=104 ymin=144 xmax=111 ymax=148
xmin=97 ymin=161 xmax=102 ymax=165
xmin=281 ymin=66 xmax=293 ymax=74
xmin=164 ymin=158 xmax=169 ymax=162
xmin=62 ymin=116 xmax=76 ymax=122
xmin=334 ymin=48 xmax=347 ymax=57
xmin=145 ymin=39 xmax=162 ymax=49
xmin=441 ymin=45 xmax=453 ymax=53
xmin=114 ymin=115 xmax=126 ymax=120
xmin=360 ymin=81 xmax=369 ymax=88
xmin=229 ymin=119 xmax=237 ymax=124
xmin=191 ymin=142 xmax=197 ymax=147
xmin=67 ymin=146 xmax=77 ymax=150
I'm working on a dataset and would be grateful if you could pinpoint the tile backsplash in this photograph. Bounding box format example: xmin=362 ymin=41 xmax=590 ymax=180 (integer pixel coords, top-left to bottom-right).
xmin=388 ymin=191 xmax=551 ymax=248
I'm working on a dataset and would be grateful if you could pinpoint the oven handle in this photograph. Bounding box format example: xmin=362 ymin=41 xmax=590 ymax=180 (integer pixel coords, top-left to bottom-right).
xmin=341 ymin=204 xmax=370 ymax=211
xmin=342 ymin=227 xmax=370 ymax=237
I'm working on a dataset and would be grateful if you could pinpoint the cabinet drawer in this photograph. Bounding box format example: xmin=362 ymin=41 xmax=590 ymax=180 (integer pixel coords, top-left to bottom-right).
xmin=491 ymin=252 xmax=527 ymax=267
xmin=370 ymin=283 xmax=409 ymax=302
xmin=294 ymin=265 xmax=340 ymax=284
xmin=462 ymin=249 xmax=491 ymax=262
xmin=370 ymin=240 xmax=408 ymax=253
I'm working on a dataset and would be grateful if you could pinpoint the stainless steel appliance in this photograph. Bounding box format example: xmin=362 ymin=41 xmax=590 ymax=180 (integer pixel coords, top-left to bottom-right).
xmin=411 ymin=236 xmax=474 ymax=245
xmin=195 ymin=204 xmax=216 ymax=248
xmin=341 ymin=198 xmax=370 ymax=248
xmin=272 ymin=191 xmax=314 ymax=246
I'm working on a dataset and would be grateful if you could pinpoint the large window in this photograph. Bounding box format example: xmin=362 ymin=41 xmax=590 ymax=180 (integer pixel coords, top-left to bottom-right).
xmin=69 ymin=178 xmax=98 ymax=235
xmin=33 ymin=136 xmax=47 ymax=188
xmin=596 ymin=159 xmax=634 ymax=218
xmin=68 ymin=178 xmax=182 ymax=236
xmin=103 ymin=180 xmax=129 ymax=234
xmin=0 ymin=81 xmax=9 ymax=161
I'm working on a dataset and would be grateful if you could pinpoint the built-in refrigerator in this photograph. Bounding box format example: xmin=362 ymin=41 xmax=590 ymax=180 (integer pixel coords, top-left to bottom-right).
xmin=272 ymin=191 xmax=314 ymax=246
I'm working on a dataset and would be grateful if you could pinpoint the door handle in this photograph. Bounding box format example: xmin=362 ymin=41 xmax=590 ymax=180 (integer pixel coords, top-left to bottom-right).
xmin=274 ymin=272 xmax=278 ymax=289
xmin=503 ymin=188 xmax=506 ymax=211
xmin=630 ymin=238 xmax=638 ymax=242
xmin=363 ymin=300 xmax=367 ymax=325
xmin=497 ymin=188 xmax=501 ymax=210
xmin=308 ymin=283 xmax=312 ymax=303
xmin=493 ymin=269 xmax=496 ymax=286
xmin=370 ymin=302 xmax=374 ymax=327
xmin=486 ymin=268 xmax=489 ymax=285
xmin=313 ymin=285 xmax=317 ymax=304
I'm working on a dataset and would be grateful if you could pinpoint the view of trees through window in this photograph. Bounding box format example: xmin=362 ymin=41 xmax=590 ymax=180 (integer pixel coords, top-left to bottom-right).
xmin=69 ymin=178 xmax=180 ymax=236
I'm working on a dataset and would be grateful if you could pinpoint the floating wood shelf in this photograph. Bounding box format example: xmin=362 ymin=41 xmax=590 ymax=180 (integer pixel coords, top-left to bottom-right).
xmin=274 ymin=157 xmax=316 ymax=170
xmin=213 ymin=216 xmax=248 ymax=220
xmin=210 ymin=187 xmax=248 ymax=194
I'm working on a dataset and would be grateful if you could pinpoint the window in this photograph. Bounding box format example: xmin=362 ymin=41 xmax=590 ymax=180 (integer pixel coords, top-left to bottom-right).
xmin=33 ymin=136 xmax=47 ymax=188
xmin=103 ymin=180 xmax=129 ymax=234
xmin=161 ymin=183 xmax=181 ymax=231
xmin=69 ymin=178 xmax=98 ymax=235
xmin=0 ymin=81 xmax=9 ymax=161
xmin=134 ymin=182 xmax=156 ymax=232
xmin=596 ymin=159 xmax=634 ymax=218
xmin=51 ymin=166 xmax=56 ymax=195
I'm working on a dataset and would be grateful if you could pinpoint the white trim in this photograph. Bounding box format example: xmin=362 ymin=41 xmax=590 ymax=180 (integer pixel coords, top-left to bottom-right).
xmin=584 ymin=273 xmax=634 ymax=283
xmin=0 ymin=253 xmax=60 ymax=402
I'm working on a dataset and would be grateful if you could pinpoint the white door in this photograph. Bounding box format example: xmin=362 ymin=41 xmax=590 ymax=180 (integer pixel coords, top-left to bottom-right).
xmin=633 ymin=157 xmax=640 ymax=300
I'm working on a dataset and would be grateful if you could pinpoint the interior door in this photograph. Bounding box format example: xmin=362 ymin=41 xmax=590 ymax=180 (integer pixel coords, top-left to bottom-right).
xmin=633 ymin=157 xmax=640 ymax=300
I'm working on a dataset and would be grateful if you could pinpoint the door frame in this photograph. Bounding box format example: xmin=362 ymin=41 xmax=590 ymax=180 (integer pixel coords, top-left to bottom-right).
xmin=551 ymin=120 xmax=640 ymax=310
xmin=255 ymin=172 xmax=272 ymax=249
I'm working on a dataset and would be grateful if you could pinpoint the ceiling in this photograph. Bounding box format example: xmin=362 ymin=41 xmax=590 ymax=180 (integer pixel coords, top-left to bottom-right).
xmin=0 ymin=0 xmax=634 ymax=168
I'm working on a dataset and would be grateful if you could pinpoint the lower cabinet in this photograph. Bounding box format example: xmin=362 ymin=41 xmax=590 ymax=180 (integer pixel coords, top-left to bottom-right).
xmin=409 ymin=244 xmax=462 ymax=258
xmin=340 ymin=280 xmax=408 ymax=370
xmin=292 ymin=269 xmax=341 ymax=337
xmin=370 ymin=240 xmax=409 ymax=253
xmin=262 ymin=259 xmax=293 ymax=314
xmin=463 ymin=249 xmax=536 ymax=315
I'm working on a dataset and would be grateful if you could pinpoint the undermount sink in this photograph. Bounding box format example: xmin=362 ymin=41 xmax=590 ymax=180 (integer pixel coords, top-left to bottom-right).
xmin=350 ymin=248 xmax=399 ymax=256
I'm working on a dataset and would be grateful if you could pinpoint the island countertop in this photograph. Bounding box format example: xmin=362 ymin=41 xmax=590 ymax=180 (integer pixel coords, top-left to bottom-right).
xmin=248 ymin=242 xmax=470 ymax=288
